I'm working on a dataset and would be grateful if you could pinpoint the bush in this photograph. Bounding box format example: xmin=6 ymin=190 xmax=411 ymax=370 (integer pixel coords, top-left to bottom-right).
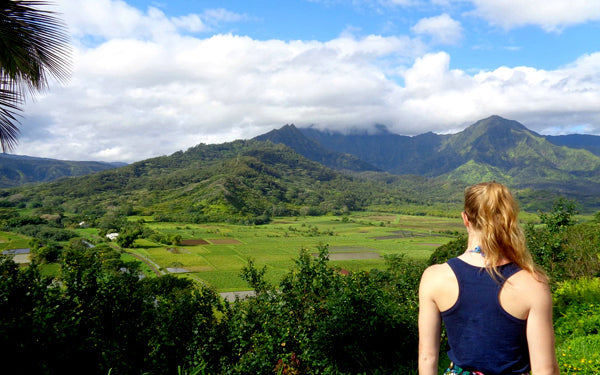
xmin=553 ymin=278 xmax=600 ymax=342
xmin=556 ymin=335 xmax=600 ymax=374
xmin=428 ymin=235 xmax=466 ymax=265
xmin=0 ymin=244 xmax=224 ymax=375
xmin=216 ymin=247 xmax=423 ymax=374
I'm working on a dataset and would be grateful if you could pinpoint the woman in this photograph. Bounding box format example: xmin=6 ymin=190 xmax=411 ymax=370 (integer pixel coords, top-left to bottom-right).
xmin=418 ymin=182 xmax=559 ymax=375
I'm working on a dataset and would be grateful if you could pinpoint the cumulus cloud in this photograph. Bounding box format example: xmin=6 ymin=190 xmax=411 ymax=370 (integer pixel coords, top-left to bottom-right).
xmin=412 ymin=14 xmax=463 ymax=45
xmin=17 ymin=2 xmax=426 ymax=162
xmin=383 ymin=51 xmax=600 ymax=134
xmin=12 ymin=0 xmax=600 ymax=163
xmin=465 ymin=0 xmax=600 ymax=31
xmin=57 ymin=0 xmax=245 ymax=41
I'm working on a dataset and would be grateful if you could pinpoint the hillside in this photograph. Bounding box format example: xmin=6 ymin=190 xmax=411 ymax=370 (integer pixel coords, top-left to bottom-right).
xmin=4 ymin=116 xmax=600 ymax=218
xmin=254 ymin=124 xmax=380 ymax=172
xmin=545 ymin=133 xmax=600 ymax=156
xmin=3 ymin=140 xmax=465 ymax=223
xmin=284 ymin=116 xmax=600 ymax=210
xmin=300 ymin=124 xmax=446 ymax=174
xmin=0 ymin=153 xmax=126 ymax=188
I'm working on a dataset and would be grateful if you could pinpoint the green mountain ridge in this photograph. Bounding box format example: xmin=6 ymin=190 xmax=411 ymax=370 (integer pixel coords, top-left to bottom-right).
xmin=273 ymin=115 xmax=600 ymax=208
xmin=254 ymin=124 xmax=380 ymax=172
xmin=3 ymin=115 xmax=600 ymax=219
xmin=4 ymin=140 xmax=466 ymax=223
xmin=0 ymin=153 xmax=126 ymax=188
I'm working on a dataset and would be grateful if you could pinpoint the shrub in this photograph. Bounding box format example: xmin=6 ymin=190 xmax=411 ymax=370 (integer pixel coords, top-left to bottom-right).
xmin=556 ymin=334 xmax=600 ymax=374
xmin=217 ymin=246 xmax=423 ymax=374
xmin=553 ymin=278 xmax=600 ymax=342
xmin=428 ymin=235 xmax=466 ymax=265
xmin=0 ymin=244 xmax=224 ymax=375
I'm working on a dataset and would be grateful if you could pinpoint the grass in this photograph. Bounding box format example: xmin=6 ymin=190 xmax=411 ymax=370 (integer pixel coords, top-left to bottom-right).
xmin=95 ymin=212 xmax=464 ymax=292
xmin=0 ymin=230 xmax=31 ymax=250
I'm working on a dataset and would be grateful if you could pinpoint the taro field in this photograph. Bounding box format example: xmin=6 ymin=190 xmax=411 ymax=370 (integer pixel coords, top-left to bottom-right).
xmin=82 ymin=213 xmax=465 ymax=292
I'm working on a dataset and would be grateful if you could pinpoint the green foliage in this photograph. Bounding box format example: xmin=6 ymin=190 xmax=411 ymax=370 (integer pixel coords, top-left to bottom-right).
xmin=556 ymin=335 xmax=600 ymax=374
xmin=427 ymin=235 xmax=466 ymax=265
xmin=216 ymin=246 xmax=424 ymax=374
xmin=553 ymin=278 xmax=600 ymax=339
xmin=539 ymin=198 xmax=579 ymax=234
xmin=33 ymin=241 xmax=62 ymax=263
xmin=558 ymin=223 xmax=600 ymax=279
xmin=552 ymin=277 xmax=600 ymax=375
xmin=115 ymin=220 xmax=145 ymax=248
xmin=6 ymin=139 xmax=467 ymax=227
xmin=0 ymin=242 xmax=224 ymax=375
xmin=526 ymin=198 xmax=580 ymax=282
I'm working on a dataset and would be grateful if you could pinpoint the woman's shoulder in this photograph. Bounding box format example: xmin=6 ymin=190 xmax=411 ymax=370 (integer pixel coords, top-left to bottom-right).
xmin=508 ymin=268 xmax=549 ymax=288
xmin=505 ymin=269 xmax=552 ymax=303
xmin=423 ymin=262 xmax=453 ymax=276
xmin=420 ymin=262 xmax=455 ymax=287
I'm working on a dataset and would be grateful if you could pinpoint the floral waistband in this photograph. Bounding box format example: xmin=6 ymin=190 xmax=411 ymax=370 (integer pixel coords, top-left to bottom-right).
xmin=443 ymin=362 xmax=529 ymax=375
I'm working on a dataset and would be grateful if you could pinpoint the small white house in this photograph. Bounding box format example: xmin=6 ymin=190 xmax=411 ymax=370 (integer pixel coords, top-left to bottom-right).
xmin=106 ymin=232 xmax=119 ymax=241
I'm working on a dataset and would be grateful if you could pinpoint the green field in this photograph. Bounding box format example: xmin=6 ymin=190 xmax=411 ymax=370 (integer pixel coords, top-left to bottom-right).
xmin=95 ymin=213 xmax=465 ymax=292
xmin=0 ymin=231 xmax=31 ymax=251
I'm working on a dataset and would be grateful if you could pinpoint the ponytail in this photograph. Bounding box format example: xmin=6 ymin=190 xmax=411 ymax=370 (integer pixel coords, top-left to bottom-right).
xmin=464 ymin=182 xmax=546 ymax=281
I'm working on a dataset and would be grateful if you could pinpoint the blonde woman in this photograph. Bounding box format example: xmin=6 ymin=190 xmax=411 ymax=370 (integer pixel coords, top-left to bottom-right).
xmin=418 ymin=182 xmax=559 ymax=375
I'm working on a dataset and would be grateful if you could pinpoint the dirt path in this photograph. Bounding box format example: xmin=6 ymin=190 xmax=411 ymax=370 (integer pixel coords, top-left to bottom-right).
xmin=125 ymin=251 xmax=163 ymax=276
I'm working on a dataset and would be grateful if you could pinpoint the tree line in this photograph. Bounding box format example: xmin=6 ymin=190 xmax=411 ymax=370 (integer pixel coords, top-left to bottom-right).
xmin=2 ymin=199 xmax=599 ymax=374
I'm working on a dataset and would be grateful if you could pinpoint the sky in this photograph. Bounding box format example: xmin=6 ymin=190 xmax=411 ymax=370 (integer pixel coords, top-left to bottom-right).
xmin=12 ymin=0 xmax=600 ymax=163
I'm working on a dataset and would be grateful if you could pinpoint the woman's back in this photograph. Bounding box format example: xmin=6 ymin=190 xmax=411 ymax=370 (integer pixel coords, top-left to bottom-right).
xmin=440 ymin=257 xmax=529 ymax=375
xmin=418 ymin=182 xmax=559 ymax=375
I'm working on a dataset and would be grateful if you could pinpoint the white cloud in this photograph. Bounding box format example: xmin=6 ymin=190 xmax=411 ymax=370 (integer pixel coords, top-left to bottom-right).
xmin=172 ymin=14 xmax=209 ymax=33
xmin=12 ymin=0 xmax=600 ymax=163
xmin=382 ymin=51 xmax=600 ymax=134
xmin=466 ymin=0 xmax=600 ymax=31
xmin=56 ymin=0 xmax=245 ymax=41
xmin=412 ymin=14 xmax=463 ymax=45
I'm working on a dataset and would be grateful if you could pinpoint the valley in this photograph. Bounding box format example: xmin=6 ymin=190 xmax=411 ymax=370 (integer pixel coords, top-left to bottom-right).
xmin=69 ymin=212 xmax=463 ymax=291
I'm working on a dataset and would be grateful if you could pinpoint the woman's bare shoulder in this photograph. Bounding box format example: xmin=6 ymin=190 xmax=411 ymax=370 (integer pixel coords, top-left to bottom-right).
xmin=420 ymin=263 xmax=455 ymax=287
xmin=506 ymin=269 xmax=551 ymax=301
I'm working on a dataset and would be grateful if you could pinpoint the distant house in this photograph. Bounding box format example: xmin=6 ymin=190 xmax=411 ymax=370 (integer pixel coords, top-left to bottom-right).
xmin=106 ymin=232 xmax=119 ymax=241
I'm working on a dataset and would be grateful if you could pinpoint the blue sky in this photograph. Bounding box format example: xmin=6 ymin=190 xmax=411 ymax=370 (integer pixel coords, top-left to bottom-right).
xmin=14 ymin=0 xmax=600 ymax=162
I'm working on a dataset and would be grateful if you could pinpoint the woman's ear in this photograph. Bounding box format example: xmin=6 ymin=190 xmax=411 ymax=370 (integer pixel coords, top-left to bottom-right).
xmin=461 ymin=211 xmax=470 ymax=229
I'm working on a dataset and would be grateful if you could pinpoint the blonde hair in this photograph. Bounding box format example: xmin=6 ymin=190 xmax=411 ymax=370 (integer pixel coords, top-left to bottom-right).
xmin=464 ymin=182 xmax=545 ymax=280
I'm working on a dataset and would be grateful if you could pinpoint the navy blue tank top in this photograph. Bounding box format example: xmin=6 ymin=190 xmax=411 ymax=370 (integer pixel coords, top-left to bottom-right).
xmin=441 ymin=257 xmax=530 ymax=375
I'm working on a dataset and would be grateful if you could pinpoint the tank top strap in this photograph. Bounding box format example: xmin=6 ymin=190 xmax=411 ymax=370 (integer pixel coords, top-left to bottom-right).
xmin=447 ymin=257 xmax=522 ymax=285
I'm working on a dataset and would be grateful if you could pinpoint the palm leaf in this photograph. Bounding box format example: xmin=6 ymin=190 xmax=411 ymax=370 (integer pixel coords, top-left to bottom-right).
xmin=0 ymin=0 xmax=71 ymax=151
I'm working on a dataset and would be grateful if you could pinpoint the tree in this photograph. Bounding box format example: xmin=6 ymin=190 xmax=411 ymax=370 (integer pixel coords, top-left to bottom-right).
xmin=0 ymin=0 xmax=71 ymax=151
xmin=538 ymin=197 xmax=578 ymax=233
xmin=527 ymin=198 xmax=578 ymax=282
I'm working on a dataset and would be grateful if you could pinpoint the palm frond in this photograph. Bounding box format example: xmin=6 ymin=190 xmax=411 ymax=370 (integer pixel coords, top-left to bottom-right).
xmin=0 ymin=0 xmax=71 ymax=151
xmin=0 ymin=83 xmax=22 ymax=152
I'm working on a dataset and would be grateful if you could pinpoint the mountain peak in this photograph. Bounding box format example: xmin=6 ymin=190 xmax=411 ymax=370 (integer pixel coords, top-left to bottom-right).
xmin=254 ymin=124 xmax=380 ymax=172
xmin=469 ymin=115 xmax=532 ymax=134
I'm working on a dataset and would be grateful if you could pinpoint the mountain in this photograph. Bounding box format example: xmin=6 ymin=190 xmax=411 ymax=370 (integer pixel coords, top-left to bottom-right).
xmin=544 ymin=134 xmax=600 ymax=157
xmin=290 ymin=116 xmax=600 ymax=209
xmin=254 ymin=124 xmax=380 ymax=172
xmin=300 ymin=124 xmax=446 ymax=174
xmin=5 ymin=140 xmax=464 ymax=223
xmin=4 ymin=116 xmax=600 ymax=219
xmin=0 ymin=154 xmax=127 ymax=188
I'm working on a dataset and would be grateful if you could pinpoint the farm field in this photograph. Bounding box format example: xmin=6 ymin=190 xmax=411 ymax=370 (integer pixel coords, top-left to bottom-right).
xmin=105 ymin=213 xmax=464 ymax=292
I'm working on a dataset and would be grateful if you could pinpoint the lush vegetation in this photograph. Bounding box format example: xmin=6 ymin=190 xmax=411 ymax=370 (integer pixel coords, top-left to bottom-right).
xmin=0 ymin=139 xmax=471 ymax=228
xmin=291 ymin=116 xmax=600 ymax=210
xmin=1 ymin=124 xmax=599 ymax=374
xmin=0 ymin=154 xmax=124 ymax=188
xmin=1 ymin=197 xmax=599 ymax=374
